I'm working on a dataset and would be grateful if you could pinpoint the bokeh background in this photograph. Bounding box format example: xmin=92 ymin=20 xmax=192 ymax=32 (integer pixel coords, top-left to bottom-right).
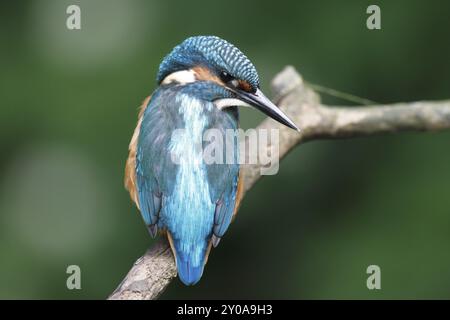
xmin=1 ymin=0 xmax=449 ymax=299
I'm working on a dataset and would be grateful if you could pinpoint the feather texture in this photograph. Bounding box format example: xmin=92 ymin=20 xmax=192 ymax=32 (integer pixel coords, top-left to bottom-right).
xmin=133 ymin=82 xmax=239 ymax=285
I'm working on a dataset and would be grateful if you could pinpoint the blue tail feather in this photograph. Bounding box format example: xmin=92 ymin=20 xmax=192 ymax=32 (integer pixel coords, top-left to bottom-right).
xmin=176 ymin=256 xmax=205 ymax=285
xmin=174 ymin=243 xmax=206 ymax=286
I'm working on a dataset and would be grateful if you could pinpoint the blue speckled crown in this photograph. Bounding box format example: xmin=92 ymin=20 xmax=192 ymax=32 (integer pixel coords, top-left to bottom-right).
xmin=157 ymin=36 xmax=260 ymax=89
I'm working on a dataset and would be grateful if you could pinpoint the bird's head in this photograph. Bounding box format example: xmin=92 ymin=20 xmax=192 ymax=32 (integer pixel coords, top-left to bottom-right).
xmin=156 ymin=36 xmax=299 ymax=131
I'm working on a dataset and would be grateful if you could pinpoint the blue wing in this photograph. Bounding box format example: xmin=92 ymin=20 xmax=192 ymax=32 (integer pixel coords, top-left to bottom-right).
xmin=135 ymin=89 xmax=181 ymax=237
xmin=206 ymin=107 xmax=240 ymax=246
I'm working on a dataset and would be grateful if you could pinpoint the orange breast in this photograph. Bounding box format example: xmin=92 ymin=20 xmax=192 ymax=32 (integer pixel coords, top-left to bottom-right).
xmin=124 ymin=95 xmax=152 ymax=209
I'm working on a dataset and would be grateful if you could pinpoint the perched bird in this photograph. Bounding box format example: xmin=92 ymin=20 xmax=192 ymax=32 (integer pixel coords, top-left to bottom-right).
xmin=125 ymin=36 xmax=298 ymax=285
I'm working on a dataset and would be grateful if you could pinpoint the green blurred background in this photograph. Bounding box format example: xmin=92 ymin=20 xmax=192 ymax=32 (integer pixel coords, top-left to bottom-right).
xmin=1 ymin=0 xmax=449 ymax=299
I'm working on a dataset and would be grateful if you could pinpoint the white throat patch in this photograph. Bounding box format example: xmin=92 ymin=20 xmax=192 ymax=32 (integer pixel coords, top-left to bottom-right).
xmin=214 ymin=98 xmax=251 ymax=110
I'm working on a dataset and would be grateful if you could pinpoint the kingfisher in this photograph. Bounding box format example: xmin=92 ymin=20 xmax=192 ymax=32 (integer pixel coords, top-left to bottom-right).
xmin=125 ymin=36 xmax=298 ymax=285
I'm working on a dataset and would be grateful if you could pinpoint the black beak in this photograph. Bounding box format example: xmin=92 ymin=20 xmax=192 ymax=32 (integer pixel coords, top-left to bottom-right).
xmin=235 ymin=89 xmax=300 ymax=131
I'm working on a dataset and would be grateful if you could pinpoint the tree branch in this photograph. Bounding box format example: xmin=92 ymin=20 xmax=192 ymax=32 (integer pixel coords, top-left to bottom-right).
xmin=108 ymin=66 xmax=450 ymax=300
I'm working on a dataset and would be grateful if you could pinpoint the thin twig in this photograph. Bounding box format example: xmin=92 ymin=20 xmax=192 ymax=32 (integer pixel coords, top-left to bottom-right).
xmin=306 ymin=81 xmax=378 ymax=105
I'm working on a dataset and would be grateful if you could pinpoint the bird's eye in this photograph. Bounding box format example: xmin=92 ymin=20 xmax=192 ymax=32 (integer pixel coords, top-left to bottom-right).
xmin=219 ymin=71 xmax=241 ymax=89
xmin=220 ymin=71 xmax=234 ymax=83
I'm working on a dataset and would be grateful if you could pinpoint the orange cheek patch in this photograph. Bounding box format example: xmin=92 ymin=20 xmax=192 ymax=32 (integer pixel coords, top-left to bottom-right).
xmin=192 ymin=66 xmax=224 ymax=86
xmin=238 ymin=80 xmax=253 ymax=92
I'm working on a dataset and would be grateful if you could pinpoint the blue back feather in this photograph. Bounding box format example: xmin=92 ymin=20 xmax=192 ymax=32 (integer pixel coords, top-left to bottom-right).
xmin=137 ymin=82 xmax=239 ymax=285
